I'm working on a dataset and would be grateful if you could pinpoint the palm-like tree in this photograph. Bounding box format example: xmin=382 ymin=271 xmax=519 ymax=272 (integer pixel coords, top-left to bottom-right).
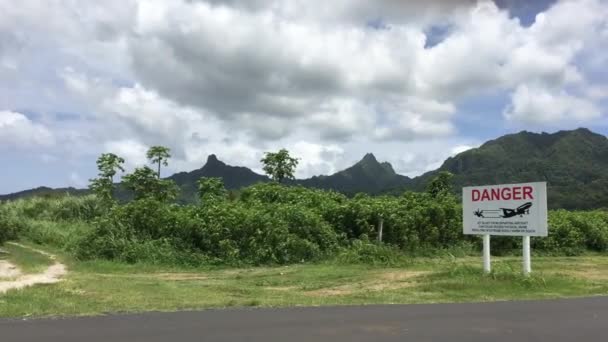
xmin=146 ymin=146 xmax=171 ymax=178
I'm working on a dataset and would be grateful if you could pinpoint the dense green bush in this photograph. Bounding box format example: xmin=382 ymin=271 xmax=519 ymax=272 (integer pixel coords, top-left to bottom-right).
xmin=3 ymin=182 xmax=608 ymax=263
xmin=0 ymin=195 xmax=101 ymax=248
xmin=532 ymin=210 xmax=608 ymax=255
xmin=325 ymin=192 xmax=464 ymax=251
xmin=75 ymin=196 xmax=341 ymax=265
xmin=0 ymin=203 xmax=21 ymax=245
xmin=0 ymin=195 xmax=103 ymax=222
xmin=332 ymin=239 xmax=412 ymax=266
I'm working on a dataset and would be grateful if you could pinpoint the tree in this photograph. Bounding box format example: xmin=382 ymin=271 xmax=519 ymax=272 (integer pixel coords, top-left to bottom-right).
xmin=89 ymin=153 xmax=125 ymax=204
xmin=123 ymin=166 xmax=178 ymax=202
xmin=260 ymin=149 xmax=299 ymax=183
xmin=426 ymin=171 xmax=454 ymax=198
xmin=197 ymin=177 xmax=227 ymax=203
xmin=146 ymin=146 xmax=171 ymax=178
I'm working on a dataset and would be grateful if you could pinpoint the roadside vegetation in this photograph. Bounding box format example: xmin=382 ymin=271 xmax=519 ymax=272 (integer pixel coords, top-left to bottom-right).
xmin=0 ymin=243 xmax=54 ymax=274
xmin=1 ymin=146 xmax=608 ymax=317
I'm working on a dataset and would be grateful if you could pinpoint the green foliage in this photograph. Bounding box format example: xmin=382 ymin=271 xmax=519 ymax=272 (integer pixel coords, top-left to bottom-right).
xmin=261 ymin=149 xmax=299 ymax=183
xmin=197 ymin=177 xmax=227 ymax=203
xmin=533 ymin=210 xmax=608 ymax=255
xmin=89 ymin=153 xmax=125 ymax=204
xmin=89 ymin=177 xmax=113 ymax=205
xmin=0 ymin=205 xmax=20 ymax=245
xmin=4 ymin=180 xmax=608 ymax=265
xmin=426 ymin=171 xmax=454 ymax=198
xmin=96 ymin=153 xmax=125 ymax=180
xmin=0 ymin=195 xmax=101 ymax=246
xmin=76 ymin=197 xmax=339 ymax=265
xmin=146 ymin=146 xmax=171 ymax=178
xmin=122 ymin=166 xmax=179 ymax=202
xmin=333 ymin=239 xmax=411 ymax=266
xmin=0 ymin=195 xmax=102 ymax=222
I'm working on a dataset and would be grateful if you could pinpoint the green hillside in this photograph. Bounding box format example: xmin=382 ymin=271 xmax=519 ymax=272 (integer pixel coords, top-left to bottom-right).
xmin=168 ymin=154 xmax=269 ymax=202
xmin=0 ymin=186 xmax=88 ymax=201
xmin=298 ymin=153 xmax=411 ymax=194
xmin=3 ymin=128 xmax=608 ymax=209
xmin=409 ymin=128 xmax=608 ymax=209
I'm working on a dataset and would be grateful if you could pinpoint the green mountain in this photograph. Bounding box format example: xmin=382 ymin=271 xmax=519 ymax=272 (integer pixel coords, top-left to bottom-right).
xmin=408 ymin=128 xmax=608 ymax=209
xmin=298 ymin=153 xmax=411 ymax=194
xmin=3 ymin=128 xmax=608 ymax=209
xmin=169 ymin=154 xmax=269 ymax=201
xmin=0 ymin=186 xmax=88 ymax=201
xmin=168 ymin=153 xmax=408 ymax=201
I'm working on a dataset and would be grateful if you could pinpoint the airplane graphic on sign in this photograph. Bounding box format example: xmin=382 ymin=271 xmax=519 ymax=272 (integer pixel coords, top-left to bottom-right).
xmin=474 ymin=202 xmax=532 ymax=218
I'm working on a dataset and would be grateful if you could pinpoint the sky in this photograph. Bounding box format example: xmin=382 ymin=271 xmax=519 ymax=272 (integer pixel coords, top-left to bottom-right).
xmin=1 ymin=0 xmax=607 ymax=194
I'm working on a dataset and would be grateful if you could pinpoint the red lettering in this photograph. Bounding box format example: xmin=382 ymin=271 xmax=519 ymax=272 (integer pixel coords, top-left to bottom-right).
xmin=523 ymin=186 xmax=533 ymax=200
xmin=491 ymin=188 xmax=500 ymax=201
xmin=472 ymin=190 xmax=480 ymax=201
xmin=471 ymin=185 xmax=536 ymax=202
xmin=501 ymin=187 xmax=511 ymax=200
xmin=512 ymin=186 xmax=522 ymax=200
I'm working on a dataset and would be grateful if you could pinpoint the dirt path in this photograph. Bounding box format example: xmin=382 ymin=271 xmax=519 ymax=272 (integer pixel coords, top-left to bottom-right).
xmin=0 ymin=243 xmax=67 ymax=294
xmin=0 ymin=261 xmax=22 ymax=279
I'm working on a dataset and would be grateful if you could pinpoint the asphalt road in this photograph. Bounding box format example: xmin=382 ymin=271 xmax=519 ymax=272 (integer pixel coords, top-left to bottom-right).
xmin=2 ymin=297 xmax=607 ymax=341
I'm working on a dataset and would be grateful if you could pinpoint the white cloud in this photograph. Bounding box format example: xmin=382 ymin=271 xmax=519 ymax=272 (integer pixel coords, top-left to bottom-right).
xmin=451 ymin=144 xmax=476 ymax=155
xmin=0 ymin=111 xmax=55 ymax=148
xmin=126 ymin=0 xmax=463 ymax=142
xmin=1 ymin=0 xmax=608 ymax=192
xmin=586 ymin=85 xmax=608 ymax=100
xmin=69 ymin=172 xmax=86 ymax=188
xmin=125 ymin=0 xmax=608 ymax=142
xmin=288 ymin=141 xmax=345 ymax=177
xmin=103 ymin=139 xmax=149 ymax=170
xmin=504 ymin=84 xmax=601 ymax=123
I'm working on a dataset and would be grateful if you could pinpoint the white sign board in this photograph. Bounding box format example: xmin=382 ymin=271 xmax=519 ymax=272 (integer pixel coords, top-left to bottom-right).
xmin=463 ymin=182 xmax=548 ymax=236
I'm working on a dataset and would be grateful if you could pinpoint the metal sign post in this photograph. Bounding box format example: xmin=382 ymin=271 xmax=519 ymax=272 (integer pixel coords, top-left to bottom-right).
xmin=463 ymin=182 xmax=547 ymax=276
xmin=483 ymin=234 xmax=491 ymax=274
xmin=523 ymin=236 xmax=531 ymax=275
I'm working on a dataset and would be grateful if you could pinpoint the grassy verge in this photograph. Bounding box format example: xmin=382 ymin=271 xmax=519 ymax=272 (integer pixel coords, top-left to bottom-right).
xmin=1 ymin=250 xmax=608 ymax=318
xmin=0 ymin=243 xmax=54 ymax=274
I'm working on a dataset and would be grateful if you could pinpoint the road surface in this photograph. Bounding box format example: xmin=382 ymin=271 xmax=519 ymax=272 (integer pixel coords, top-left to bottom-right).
xmin=1 ymin=297 xmax=606 ymax=341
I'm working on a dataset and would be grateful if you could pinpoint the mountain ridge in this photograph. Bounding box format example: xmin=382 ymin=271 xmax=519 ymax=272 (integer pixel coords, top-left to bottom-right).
xmin=3 ymin=128 xmax=608 ymax=209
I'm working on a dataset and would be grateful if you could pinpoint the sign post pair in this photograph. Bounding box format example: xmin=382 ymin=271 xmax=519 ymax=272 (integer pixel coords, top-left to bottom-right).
xmin=463 ymin=182 xmax=548 ymax=275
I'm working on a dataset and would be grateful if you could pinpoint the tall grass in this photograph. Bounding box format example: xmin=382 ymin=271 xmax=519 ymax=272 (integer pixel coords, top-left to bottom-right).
xmin=1 ymin=195 xmax=103 ymax=222
xmin=0 ymin=195 xmax=100 ymax=250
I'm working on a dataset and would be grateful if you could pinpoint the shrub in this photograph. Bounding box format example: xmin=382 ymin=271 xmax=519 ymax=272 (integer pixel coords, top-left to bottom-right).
xmin=6 ymin=183 xmax=608 ymax=264
xmin=333 ymin=239 xmax=410 ymax=266
xmin=0 ymin=204 xmax=21 ymax=244
xmin=76 ymin=197 xmax=341 ymax=265
xmin=0 ymin=195 xmax=103 ymax=222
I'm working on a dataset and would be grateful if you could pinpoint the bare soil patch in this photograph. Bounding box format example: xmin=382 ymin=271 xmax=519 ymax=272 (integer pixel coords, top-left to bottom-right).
xmin=0 ymin=261 xmax=22 ymax=279
xmin=0 ymin=243 xmax=68 ymax=294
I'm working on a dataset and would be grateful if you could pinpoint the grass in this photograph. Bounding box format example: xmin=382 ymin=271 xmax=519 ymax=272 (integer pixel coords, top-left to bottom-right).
xmin=0 ymin=242 xmax=54 ymax=274
xmin=1 ymin=247 xmax=608 ymax=318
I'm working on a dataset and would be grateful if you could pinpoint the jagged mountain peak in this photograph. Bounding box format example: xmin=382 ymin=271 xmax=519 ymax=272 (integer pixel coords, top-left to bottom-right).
xmin=359 ymin=153 xmax=378 ymax=164
xmin=204 ymin=154 xmax=225 ymax=167
xmin=351 ymin=153 xmax=397 ymax=176
xmin=380 ymin=161 xmax=396 ymax=174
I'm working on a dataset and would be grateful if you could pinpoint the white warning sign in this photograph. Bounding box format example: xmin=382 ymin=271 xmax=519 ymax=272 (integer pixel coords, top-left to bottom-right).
xmin=463 ymin=182 xmax=548 ymax=236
